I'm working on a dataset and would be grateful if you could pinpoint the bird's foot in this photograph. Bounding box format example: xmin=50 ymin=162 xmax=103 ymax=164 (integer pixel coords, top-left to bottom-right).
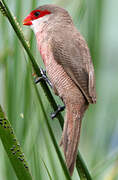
xmin=35 ymin=68 xmax=52 ymax=88
xmin=51 ymin=105 xmax=65 ymax=119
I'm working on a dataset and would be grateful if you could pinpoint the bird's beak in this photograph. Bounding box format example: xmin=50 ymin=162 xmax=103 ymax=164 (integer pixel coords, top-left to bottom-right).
xmin=23 ymin=15 xmax=32 ymax=26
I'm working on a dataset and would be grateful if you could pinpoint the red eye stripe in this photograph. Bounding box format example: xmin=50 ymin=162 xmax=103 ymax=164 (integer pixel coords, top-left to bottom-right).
xmin=31 ymin=9 xmax=51 ymax=20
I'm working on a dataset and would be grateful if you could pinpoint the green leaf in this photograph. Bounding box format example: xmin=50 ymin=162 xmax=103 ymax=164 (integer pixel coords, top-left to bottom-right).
xmin=0 ymin=105 xmax=32 ymax=180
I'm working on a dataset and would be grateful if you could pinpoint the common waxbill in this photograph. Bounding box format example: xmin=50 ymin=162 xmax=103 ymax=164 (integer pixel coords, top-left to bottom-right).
xmin=23 ymin=4 xmax=96 ymax=176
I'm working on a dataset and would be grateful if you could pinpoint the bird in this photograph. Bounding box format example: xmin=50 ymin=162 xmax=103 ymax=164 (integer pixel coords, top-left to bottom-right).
xmin=23 ymin=4 xmax=96 ymax=176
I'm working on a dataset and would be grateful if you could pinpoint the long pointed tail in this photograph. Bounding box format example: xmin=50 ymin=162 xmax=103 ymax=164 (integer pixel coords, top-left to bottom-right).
xmin=60 ymin=98 xmax=88 ymax=176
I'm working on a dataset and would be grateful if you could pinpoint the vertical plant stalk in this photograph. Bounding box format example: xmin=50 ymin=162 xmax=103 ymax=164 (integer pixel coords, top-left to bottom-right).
xmin=0 ymin=105 xmax=32 ymax=180
xmin=0 ymin=1 xmax=92 ymax=179
xmin=34 ymin=84 xmax=71 ymax=179
xmin=76 ymin=151 xmax=92 ymax=180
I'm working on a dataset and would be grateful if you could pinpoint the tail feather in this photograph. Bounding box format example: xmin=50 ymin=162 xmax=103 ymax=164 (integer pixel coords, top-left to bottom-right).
xmin=60 ymin=101 xmax=88 ymax=176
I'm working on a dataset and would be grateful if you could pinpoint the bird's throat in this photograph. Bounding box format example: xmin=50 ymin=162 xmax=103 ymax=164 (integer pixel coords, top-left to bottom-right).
xmin=31 ymin=15 xmax=51 ymax=34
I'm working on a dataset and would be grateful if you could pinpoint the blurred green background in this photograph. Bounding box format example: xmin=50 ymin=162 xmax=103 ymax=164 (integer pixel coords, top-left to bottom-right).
xmin=0 ymin=0 xmax=118 ymax=179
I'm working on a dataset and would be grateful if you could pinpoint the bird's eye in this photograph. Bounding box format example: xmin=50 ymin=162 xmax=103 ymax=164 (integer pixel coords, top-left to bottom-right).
xmin=34 ymin=11 xmax=40 ymax=17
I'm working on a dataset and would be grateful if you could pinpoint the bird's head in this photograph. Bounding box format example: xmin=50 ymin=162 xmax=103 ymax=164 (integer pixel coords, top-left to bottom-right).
xmin=23 ymin=4 xmax=72 ymax=33
xmin=23 ymin=8 xmax=51 ymax=26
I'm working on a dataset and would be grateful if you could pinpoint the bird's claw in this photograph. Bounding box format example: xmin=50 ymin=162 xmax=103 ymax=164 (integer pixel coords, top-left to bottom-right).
xmin=34 ymin=69 xmax=65 ymax=119
xmin=35 ymin=68 xmax=52 ymax=88
xmin=51 ymin=105 xmax=65 ymax=119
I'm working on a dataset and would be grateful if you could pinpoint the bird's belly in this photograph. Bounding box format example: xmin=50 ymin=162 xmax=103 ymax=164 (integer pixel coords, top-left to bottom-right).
xmin=47 ymin=60 xmax=74 ymax=97
xmin=44 ymin=52 xmax=83 ymax=103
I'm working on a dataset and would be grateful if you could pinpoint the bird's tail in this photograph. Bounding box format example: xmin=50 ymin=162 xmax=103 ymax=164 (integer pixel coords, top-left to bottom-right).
xmin=60 ymin=99 xmax=88 ymax=176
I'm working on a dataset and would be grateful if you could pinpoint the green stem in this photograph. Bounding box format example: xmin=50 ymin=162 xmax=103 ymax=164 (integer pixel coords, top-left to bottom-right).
xmin=34 ymin=83 xmax=71 ymax=180
xmin=76 ymin=151 xmax=92 ymax=180
xmin=0 ymin=105 xmax=32 ymax=180
xmin=0 ymin=1 xmax=92 ymax=179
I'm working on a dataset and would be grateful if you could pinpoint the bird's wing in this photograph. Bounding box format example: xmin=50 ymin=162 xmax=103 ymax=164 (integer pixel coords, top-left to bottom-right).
xmin=51 ymin=29 xmax=96 ymax=103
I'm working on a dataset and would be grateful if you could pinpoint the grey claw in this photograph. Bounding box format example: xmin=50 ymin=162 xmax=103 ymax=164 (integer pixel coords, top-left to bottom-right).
xmin=51 ymin=105 xmax=65 ymax=119
xmin=35 ymin=68 xmax=52 ymax=88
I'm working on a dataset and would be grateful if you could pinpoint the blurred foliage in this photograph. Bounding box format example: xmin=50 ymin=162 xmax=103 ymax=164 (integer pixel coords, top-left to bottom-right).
xmin=0 ymin=0 xmax=118 ymax=179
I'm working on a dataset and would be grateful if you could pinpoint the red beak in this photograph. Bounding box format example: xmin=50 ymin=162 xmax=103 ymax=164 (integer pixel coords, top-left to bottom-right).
xmin=23 ymin=15 xmax=32 ymax=26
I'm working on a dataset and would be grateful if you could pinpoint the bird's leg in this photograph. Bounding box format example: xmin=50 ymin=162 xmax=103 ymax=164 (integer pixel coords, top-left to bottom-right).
xmin=35 ymin=68 xmax=52 ymax=88
xmin=51 ymin=105 xmax=65 ymax=119
xmin=34 ymin=68 xmax=65 ymax=118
